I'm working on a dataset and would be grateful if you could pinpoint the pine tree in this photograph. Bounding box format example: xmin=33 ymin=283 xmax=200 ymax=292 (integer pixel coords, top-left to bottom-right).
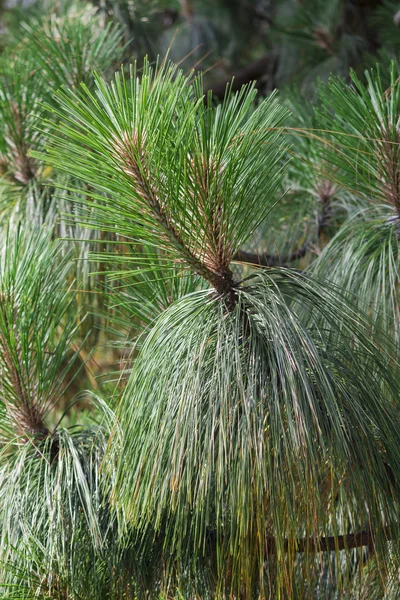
xmin=0 ymin=1 xmax=399 ymax=599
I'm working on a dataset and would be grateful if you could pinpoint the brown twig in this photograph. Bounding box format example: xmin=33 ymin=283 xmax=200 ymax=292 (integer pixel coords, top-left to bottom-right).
xmin=287 ymin=529 xmax=378 ymax=553
xmin=207 ymin=526 xmax=386 ymax=554
xmin=113 ymin=132 xmax=237 ymax=305
xmin=0 ymin=301 xmax=48 ymax=439
xmin=233 ymin=181 xmax=335 ymax=268
xmin=233 ymin=244 xmax=309 ymax=268
xmin=204 ymin=54 xmax=276 ymax=100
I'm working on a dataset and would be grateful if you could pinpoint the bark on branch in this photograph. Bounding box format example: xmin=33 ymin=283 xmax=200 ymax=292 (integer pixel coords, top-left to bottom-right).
xmin=207 ymin=527 xmax=388 ymax=554
xmin=234 ymin=183 xmax=334 ymax=268
xmin=233 ymin=243 xmax=309 ymax=267
xmin=285 ymin=529 xmax=378 ymax=553
xmin=205 ymin=54 xmax=276 ymax=99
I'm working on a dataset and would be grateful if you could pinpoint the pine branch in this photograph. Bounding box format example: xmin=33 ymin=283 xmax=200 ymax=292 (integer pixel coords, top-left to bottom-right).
xmin=0 ymin=300 xmax=48 ymax=439
xmin=378 ymin=126 xmax=400 ymax=213
xmin=0 ymin=230 xmax=82 ymax=442
xmin=113 ymin=132 xmax=237 ymax=302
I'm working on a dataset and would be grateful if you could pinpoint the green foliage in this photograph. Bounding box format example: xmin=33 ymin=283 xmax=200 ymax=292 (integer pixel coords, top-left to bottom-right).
xmin=317 ymin=63 xmax=400 ymax=209
xmin=0 ymin=0 xmax=124 ymax=221
xmin=312 ymin=65 xmax=400 ymax=347
xmin=38 ymin=59 xmax=288 ymax=290
xmin=37 ymin=58 xmax=400 ymax=597
xmin=0 ymin=227 xmax=82 ymax=439
xmin=273 ymin=0 xmax=366 ymax=89
xmin=0 ymin=229 xmax=131 ymax=598
xmin=0 ymin=50 xmax=48 ymax=208
xmin=21 ymin=10 xmax=125 ymax=90
xmin=314 ymin=206 xmax=400 ymax=340
xmin=372 ymin=1 xmax=400 ymax=50
xmin=0 ymin=1 xmax=400 ymax=598
xmin=113 ymin=270 xmax=400 ymax=597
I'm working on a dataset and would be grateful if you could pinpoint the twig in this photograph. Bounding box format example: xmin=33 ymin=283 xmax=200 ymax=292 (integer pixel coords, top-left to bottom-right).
xmin=207 ymin=527 xmax=387 ymax=554
xmin=234 ymin=182 xmax=334 ymax=268
xmin=205 ymin=54 xmax=276 ymax=99
xmin=287 ymin=529 xmax=378 ymax=553
xmin=233 ymin=243 xmax=309 ymax=267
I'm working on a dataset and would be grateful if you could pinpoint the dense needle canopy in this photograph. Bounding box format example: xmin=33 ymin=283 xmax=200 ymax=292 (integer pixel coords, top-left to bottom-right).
xmin=37 ymin=59 xmax=400 ymax=598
